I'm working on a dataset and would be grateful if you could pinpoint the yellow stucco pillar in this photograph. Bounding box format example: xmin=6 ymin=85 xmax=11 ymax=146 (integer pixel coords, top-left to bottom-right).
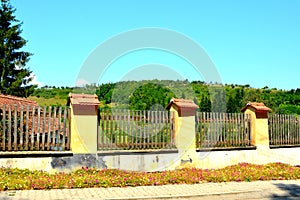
xmin=68 ymin=93 xmax=100 ymax=154
xmin=166 ymin=98 xmax=199 ymax=168
xmin=241 ymin=102 xmax=271 ymax=149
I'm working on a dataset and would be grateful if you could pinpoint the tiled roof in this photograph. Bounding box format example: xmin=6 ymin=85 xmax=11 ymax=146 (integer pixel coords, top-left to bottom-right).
xmin=67 ymin=93 xmax=100 ymax=106
xmin=30 ymin=116 xmax=68 ymax=136
xmin=0 ymin=94 xmax=38 ymax=109
xmin=241 ymin=102 xmax=271 ymax=112
xmin=0 ymin=94 xmax=68 ymax=136
xmin=166 ymin=98 xmax=199 ymax=110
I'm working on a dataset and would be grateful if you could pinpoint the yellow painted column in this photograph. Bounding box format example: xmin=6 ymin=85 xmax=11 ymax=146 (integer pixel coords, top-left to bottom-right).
xmin=166 ymin=98 xmax=199 ymax=168
xmin=70 ymin=106 xmax=98 ymax=153
xmin=68 ymin=93 xmax=100 ymax=154
xmin=242 ymin=102 xmax=270 ymax=149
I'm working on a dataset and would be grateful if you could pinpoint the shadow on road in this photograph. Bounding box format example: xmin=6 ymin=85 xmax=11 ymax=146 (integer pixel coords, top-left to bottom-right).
xmin=270 ymin=183 xmax=300 ymax=199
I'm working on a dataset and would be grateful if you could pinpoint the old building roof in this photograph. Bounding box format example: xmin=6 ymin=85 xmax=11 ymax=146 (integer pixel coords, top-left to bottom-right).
xmin=0 ymin=94 xmax=68 ymax=136
xmin=30 ymin=115 xmax=68 ymax=136
xmin=0 ymin=94 xmax=38 ymax=109
xmin=67 ymin=93 xmax=100 ymax=106
xmin=241 ymin=102 xmax=271 ymax=112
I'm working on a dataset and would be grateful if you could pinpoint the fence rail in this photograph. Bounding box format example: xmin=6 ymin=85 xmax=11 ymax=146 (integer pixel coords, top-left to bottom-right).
xmin=196 ymin=112 xmax=252 ymax=149
xmin=98 ymin=109 xmax=175 ymax=150
xmin=0 ymin=105 xmax=70 ymax=151
xmin=269 ymin=114 xmax=300 ymax=146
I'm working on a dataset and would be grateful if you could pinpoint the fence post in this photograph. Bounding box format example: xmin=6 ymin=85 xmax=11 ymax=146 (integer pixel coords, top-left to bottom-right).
xmin=241 ymin=102 xmax=271 ymax=149
xmin=67 ymin=93 xmax=100 ymax=154
xmin=166 ymin=98 xmax=199 ymax=167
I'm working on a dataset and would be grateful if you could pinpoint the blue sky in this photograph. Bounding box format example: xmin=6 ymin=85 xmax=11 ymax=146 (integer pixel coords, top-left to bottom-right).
xmin=10 ymin=0 xmax=300 ymax=90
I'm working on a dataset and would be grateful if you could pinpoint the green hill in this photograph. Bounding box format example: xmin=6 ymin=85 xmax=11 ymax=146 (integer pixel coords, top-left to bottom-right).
xmin=29 ymin=80 xmax=300 ymax=114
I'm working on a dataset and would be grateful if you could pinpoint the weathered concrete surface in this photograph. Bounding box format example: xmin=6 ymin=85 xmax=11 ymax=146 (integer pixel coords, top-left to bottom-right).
xmin=1 ymin=146 xmax=300 ymax=173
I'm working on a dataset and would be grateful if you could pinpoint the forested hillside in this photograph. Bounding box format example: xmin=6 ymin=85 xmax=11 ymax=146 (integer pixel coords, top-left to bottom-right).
xmin=29 ymin=80 xmax=300 ymax=114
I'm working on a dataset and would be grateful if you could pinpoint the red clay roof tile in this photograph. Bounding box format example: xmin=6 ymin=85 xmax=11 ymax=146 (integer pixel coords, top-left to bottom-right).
xmin=166 ymin=98 xmax=199 ymax=110
xmin=68 ymin=93 xmax=100 ymax=106
xmin=0 ymin=94 xmax=38 ymax=109
xmin=241 ymin=102 xmax=271 ymax=112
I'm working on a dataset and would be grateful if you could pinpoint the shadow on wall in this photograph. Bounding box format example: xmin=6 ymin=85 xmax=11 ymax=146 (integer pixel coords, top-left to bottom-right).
xmin=270 ymin=183 xmax=300 ymax=199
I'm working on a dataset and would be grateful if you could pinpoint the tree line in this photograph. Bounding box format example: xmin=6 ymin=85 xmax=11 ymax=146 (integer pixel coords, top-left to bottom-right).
xmin=30 ymin=80 xmax=300 ymax=115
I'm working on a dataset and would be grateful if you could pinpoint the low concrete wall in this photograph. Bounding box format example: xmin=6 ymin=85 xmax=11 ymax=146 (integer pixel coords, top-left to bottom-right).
xmin=1 ymin=147 xmax=300 ymax=173
xmin=195 ymin=147 xmax=300 ymax=169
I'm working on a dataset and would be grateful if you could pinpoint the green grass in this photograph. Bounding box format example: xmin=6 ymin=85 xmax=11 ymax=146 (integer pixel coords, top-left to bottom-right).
xmin=28 ymin=96 xmax=67 ymax=107
xmin=0 ymin=163 xmax=300 ymax=191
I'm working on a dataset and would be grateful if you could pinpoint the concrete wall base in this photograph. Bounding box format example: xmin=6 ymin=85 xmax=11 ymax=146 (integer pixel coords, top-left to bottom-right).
xmin=1 ymin=147 xmax=300 ymax=173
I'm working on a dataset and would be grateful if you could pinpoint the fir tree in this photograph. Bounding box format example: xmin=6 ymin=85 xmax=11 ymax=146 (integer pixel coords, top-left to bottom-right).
xmin=0 ymin=0 xmax=36 ymax=97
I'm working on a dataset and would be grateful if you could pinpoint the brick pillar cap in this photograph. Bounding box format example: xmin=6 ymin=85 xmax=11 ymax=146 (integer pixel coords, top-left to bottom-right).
xmin=241 ymin=102 xmax=271 ymax=113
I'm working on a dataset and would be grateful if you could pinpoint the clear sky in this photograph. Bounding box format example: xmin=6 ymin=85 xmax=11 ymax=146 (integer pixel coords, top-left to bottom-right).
xmin=10 ymin=0 xmax=300 ymax=90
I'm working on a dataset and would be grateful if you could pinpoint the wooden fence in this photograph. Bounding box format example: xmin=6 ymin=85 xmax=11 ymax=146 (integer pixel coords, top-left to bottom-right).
xmin=195 ymin=112 xmax=252 ymax=149
xmin=98 ymin=109 xmax=175 ymax=150
xmin=269 ymin=114 xmax=300 ymax=146
xmin=0 ymin=105 xmax=70 ymax=151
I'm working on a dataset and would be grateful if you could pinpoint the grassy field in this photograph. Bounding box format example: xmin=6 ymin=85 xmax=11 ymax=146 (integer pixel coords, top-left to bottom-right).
xmin=28 ymin=96 xmax=67 ymax=107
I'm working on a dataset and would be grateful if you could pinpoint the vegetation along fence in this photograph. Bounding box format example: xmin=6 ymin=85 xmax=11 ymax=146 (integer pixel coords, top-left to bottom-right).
xmin=98 ymin=109 xmax=175 ymax=150
xmin=269 ymin=114 xmax=300 ymax=146
xmin=0 ymin=105 xmax=70 ymax=151
xmin=196 ymin=112 xmax=252 ymax=149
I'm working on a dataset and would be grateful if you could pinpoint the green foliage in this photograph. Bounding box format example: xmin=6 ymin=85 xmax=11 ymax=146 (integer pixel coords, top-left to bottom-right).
xmin=31 ymin=86 xmax=72 ymax=100
xmin=0 ymin=0 xmax=36 ymax=97
xmin=211 ymin=86 xmax=227 ymax=112
xmin=0 ymin=163 xmax=300 ymax=190
xmin=198 ymin=93 xmax=211 ymax=112
xmin=30 ymin=80 xmax=300 ymax=114
xmin=95 ymin=82 xmax=115 ymax=104
xmin=276 ymin=104 xmax=300 ymax=115
xmin=129 ymin=83 xmax=175 ymax=110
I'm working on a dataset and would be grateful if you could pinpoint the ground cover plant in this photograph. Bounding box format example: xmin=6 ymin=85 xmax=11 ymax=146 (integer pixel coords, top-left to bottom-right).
xmin=0 ymin=163 xmax=300 ymax=191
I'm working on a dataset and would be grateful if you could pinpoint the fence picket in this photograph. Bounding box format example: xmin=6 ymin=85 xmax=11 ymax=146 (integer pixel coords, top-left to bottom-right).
xmin=8 ymin=106 xmax=12 ymax=151
xmin=52 ymin=107 xmax=57 ymax=150
xmin=30 ymin=107 xmax=35 ymax=150
xmin=20 ymin=106 xmax=24 ymax=150
xmin=36 ymin=107 xmax=41 ymax=150
xmin=220 ymin=113 xmax=223 ymax=145
xmin=25 ymin=106 xmax=29 ymax=150
xmin=170 ymin=111 xmax=175 ymax=147
xmin=2 ymin=105 xmax=6 ymax=150
xmin=62 ymin=107 xmax=67 ymax=150
xmin=41 ymin=107 xmax=46 ymax=151
xmin=143 ymin=110 xmax=146 ymax=149
xmin=155 ymin=111 xmax=158 ymax=148
xmin=13 ymin=106 xmax=17 ymax=150
xmin=57 ymin=107 xmax=62 ymax=150
xmin=241 ymin=113 xmax=244 ymax=144
xmin=117 ymin=109 xmax=121 ymax=148
xmin=134 ymin=110 xmax=138 ymax=148
xmin=269 ymin=114 xmax=273 ymax=145
xmin=148 ymin=111 xmax=151 ymax=149
xmin=47 ymin=107 xmax=52 ymax=150
xmin=122 ymin=109 xmax=126 ymax=148
xmin=162 ymin=111 xmax=165 ymax=149
xmin=225 ymin=113 xmax=229 ymax=146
